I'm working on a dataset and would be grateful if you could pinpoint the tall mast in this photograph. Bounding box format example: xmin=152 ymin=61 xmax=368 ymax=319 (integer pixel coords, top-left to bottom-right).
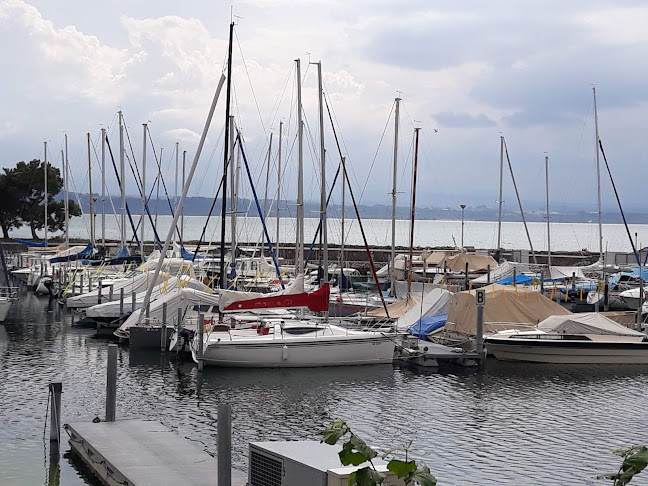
xmin=593 ymin=86 xmax=603 ymax=262
xmin=496 ymin=135 xmax=504 ymax=261
xmin=155 ymin=147 xmax=162 ymax=228
xmin=101 ymin=128 xmax=106 ymax=248
xmin=181 ymin=150 xmax=186 ymax=242
xmin=44 ymin=140 xmax=48 ymax=244
xmin=119 ymin=111 xmax=126 ymax=250
xmin=276 ymin=121 xmax=283 ymax=259
xmin=295 ymin=58 xmax=304 ymax=276
xmin=340 ymin=157 xmax=346 ymax=274
xmin=219 ymin=21 xmax=234 ymax=290
xmin=87 ymin=133 xmax=94 ymax=248
xmin=64 ymin=134 xmax=69 ymax=249
xmin=141 ymin=124 xmax=147 ymax=256
xmin=60 ymin=149 xmax=66 ymax=244
xmin=407 ymin=128 xmax=421 ymax=298
xmin=174 ymin=141 xmax=179 ymax=248
xmin=545 ymin=154 xmax=551 ymax=267
xmin=229 ymin=117 xmax=237 ymax=264
xmin=316 ymin=61 xmax=327 ymax=287
xmin=391 ymin=97 xmax=401 ymax=294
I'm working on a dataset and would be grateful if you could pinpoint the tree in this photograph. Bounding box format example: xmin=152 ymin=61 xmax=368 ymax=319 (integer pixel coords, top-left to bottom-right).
xmin=0 ymin=159 xmax=80 ymax=239
xmin=0 ymin=169 xmax=23 ymax=238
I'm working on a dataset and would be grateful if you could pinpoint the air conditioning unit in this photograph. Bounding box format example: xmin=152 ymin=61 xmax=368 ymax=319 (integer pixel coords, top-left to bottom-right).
xmin=248 ymin=441 xmax=406 ymax=486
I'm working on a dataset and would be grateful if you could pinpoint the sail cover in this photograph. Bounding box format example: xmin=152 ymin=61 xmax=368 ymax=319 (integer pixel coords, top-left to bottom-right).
xmin=537 ymin=313 xmax=645 ymax=336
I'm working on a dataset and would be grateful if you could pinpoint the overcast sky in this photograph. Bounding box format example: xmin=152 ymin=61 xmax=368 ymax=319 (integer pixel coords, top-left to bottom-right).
xmin=1 ymin=0 xmax=648 ymax=215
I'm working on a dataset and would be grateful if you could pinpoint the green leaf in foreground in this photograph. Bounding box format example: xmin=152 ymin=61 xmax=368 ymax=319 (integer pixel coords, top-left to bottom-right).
xmin=597 ymin=446 xmax=648 ymax=486
xmin=323 ymin=420 xmax=350 ymax=445
xmin=410 ymin=465 xmax=438 ymax=486
xmin=348 ymin=466 xmax=387 ymax=486
xmin=387 ymin=459 xmax=417 ymax=478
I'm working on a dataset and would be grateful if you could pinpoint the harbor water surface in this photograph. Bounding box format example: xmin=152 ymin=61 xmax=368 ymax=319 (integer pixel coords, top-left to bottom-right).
xmin=2 ymin=291 xmax=648 ymax=485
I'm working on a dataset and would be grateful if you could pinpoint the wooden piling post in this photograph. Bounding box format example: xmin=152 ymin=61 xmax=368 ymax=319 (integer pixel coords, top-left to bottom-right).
xmin=49 ymin=382 xmax=62 ymax=446
xmin=177 ymin=307 xmax=183 ymax=332
xmin=79 ymin=274 xmax=84 ymax=294
xmin=197 ymin=313 xmax=204 ymax=371
xmin=119 ymin=288 xmax=124 ymax=317
xmin=106 ymin=344 xmax=117 ymax=422
xmin=97 ymin=281 xmax=102 ymax=304
xmin=109 ymin=284 xmax=114 ymax=301
xmin=161 ymin=303 xmax=168 ymax=351
xmin=217 ymin=403 xmax=232 ymax=486
xmin=486 ymin=264 xmax=491 ymax=285
xmin=131 ymin=291 xmax=136 ymax=313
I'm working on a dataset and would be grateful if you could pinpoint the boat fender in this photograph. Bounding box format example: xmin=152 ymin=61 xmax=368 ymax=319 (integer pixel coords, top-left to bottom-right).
xmin=282 ymin=344 xmax=288 ymax=361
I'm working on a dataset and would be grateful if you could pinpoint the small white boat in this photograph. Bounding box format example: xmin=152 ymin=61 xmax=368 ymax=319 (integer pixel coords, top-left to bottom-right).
xmin=485 ymin=313 xmax=648 ymax=364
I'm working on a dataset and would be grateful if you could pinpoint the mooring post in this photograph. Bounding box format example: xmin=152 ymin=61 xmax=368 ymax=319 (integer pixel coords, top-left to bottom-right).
xmin=513 ymin=268 xmax=517 ymax=286
xmin=79 ymin=274 xmax=85 ymax=295
xmin=571 ymin=271 xmax=576 ymax=303
xmin=88 ymin=276 xmax=93 ymax=293
xmin=161 ymin=302 xmax=168 ymax=351
xmin=464 ymin=262 xmax=469 ymax=290
xmin=97 ymin=281 xmax=102 ymax=304
xmin=119 ymin=288 xmax=124 ymax=318
xmin=177 ymin=307 xmax=183 ymax=332
xmin=197 ymin=313 xmax=204 ymax=371
xmin=476 ymin=305 xmax=484 ymax=359
xmin=486 ymin=264 xmax=491 ymax=285
xmin=146 ymin=302 xmax=150 ymax=322
xmin=109 ymin=284 xmax=114 ymax=301
xmin=48 ymin=382 xmax=62 ymax=446
xmin=217 ymin=403 xmax=232 ymax=486
xmin=131 ymin=291 xmax=136 ymax=313
xmin=106 ymin=344 xmax=117 ymax=422
xmin=540 ymin=267 xmax=545 ymax=294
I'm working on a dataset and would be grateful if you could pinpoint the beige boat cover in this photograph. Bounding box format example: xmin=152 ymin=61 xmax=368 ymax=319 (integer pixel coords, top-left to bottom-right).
xmin=425 ymin=250 xmax=458 ymax=266
xmin=445 ymin=284 xmax=570 ymax=336
xmin=439 ymin=253 xmax=498 ymax=272
xmin=537 ymin=313 xmax=645 ymax=336
xmin=366 ymin=295 xmax=421 ymax=319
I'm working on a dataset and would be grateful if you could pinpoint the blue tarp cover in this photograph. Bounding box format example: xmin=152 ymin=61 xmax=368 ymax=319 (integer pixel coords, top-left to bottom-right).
xmin=496 ymin=274 xmax=538 ymax=285
xmin=13 ymin=238 xmax=47 ymax=247
xmin=408 ymin=313 xmax=448 ymax=340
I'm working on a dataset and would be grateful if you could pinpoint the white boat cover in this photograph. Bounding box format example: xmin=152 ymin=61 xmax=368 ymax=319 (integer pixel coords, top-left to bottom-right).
xmin=66 ymin=272 xmax=164 ymax=308
xmin=471 ymin=261 xmax=530 ymax=284
xmin=549 ymin=266 xmax=586 ymax=280
xmin=138 ymin=258 xmax=195 ymax=276
xmin=396 ymin=288 xmax=453 ymax=331
xmin=86 ymin=276 xmax=209 ymax=318
xmin=392 ymin=280 xmax=443 ymax=300
xmin=217 ymin=274 xmax=304 ymax=312
xmin=445 ymin=284 xmax=571 ymax=336
xmin=537 ymin=313 xmax=645 ymax=336
xmin=118 ymin=288 xmax=221 ymax=331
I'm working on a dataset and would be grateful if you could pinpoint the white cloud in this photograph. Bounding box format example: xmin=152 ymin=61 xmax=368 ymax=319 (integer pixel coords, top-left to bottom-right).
xmin=577 ymin=7 xmax=648 ymax=46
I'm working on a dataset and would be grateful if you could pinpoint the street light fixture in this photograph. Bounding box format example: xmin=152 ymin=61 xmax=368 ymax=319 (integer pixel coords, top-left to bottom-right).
xmin=460 ymin=204 xmax=467 ymax=248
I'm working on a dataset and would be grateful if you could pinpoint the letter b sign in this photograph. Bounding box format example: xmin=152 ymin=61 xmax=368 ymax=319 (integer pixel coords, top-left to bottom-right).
xmin=476 ymin=289 xmax=486 ymax=306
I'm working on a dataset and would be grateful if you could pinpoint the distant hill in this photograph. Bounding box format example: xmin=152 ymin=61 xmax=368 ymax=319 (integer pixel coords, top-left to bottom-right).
xmin=62 ymin=193 xmax=648 ymax=224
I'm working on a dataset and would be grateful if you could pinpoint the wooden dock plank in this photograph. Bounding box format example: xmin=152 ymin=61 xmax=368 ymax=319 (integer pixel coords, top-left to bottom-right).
xmin=66 ymin=420 xmax=247 ymax=486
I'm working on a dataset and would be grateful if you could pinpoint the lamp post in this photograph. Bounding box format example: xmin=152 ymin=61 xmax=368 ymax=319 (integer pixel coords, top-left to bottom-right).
xmin=460 ymin=204 xmax=466 ymax=248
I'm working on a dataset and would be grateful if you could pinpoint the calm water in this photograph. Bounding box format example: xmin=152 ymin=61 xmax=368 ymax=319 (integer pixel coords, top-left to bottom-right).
xmin=2 ymin=289 xmax=648 ymax=485
xmin=9 ymin=215 xmax=648 ymax=253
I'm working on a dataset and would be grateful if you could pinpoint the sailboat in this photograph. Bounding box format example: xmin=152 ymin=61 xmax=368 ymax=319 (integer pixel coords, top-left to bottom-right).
xmin=191 ymin=53 xmax=395 ymax=368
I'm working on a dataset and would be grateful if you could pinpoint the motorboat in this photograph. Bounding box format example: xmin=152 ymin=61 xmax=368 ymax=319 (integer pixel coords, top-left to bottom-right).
xmin=485 ymin=313 xmax=648 ymax=364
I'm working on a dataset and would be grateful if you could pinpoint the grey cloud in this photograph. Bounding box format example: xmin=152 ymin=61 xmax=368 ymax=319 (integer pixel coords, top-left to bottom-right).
xmin=434 ymin=112 xmax=496 ymax=128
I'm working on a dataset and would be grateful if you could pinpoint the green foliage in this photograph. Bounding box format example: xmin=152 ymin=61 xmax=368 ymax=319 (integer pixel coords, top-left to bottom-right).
xmin=0 ymin=159 xmax=80 ymax=239
xmin=322 ymin=420 xmax=437 ymax=486
xmin=598 ymin=446 xmax=648 ymax=486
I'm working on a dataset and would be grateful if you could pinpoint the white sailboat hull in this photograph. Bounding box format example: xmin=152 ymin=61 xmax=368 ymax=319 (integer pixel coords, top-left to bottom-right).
xmin=194 ymin=330 xmax=395 ymax=368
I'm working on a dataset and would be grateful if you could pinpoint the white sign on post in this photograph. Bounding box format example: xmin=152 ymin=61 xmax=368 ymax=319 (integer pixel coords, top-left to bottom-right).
xmin=476 ymin=289 xmax=486 ymax=306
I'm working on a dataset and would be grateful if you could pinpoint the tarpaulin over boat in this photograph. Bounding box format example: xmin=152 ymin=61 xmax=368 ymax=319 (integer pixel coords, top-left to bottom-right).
xmin=366 ymin=295 xmax=420 ymax=319
xmin=439 ymin=253 xmax=498 ymax=272
xmin=471 ymin=261 xmax=529 ymax=285
xmin=408 ymin=313 xmax=448 ymax=339
xmin=86 ymin=276 xmax=209 ymax=319
xmin=548 ymin=266 xmax=586 ymax=280
xmin=495 ymin=274 xmax=538 ymax=285
xmin=537 ymin=313 xmax=645 ymax=336
xmin=392 ymin=280 xmax=444 ymax=300
xmin=445 ymin=284 xmax=570 ymax=336
xmin=138 ymin=258 xmax=195 ymax=276
xmin=49 ymin=243 xmax=94 ymax=263
xmin=396 ymin=288 xmax=453 ymax=331
xmin=13 ymin=238 xmax=47 ymax=247
xmin=118 ymin=287 xmax=221 ymax=332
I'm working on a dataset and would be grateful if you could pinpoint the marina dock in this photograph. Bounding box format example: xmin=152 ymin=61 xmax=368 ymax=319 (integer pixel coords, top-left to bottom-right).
xmin=65 ymin=420 xmax=247 ymax=486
